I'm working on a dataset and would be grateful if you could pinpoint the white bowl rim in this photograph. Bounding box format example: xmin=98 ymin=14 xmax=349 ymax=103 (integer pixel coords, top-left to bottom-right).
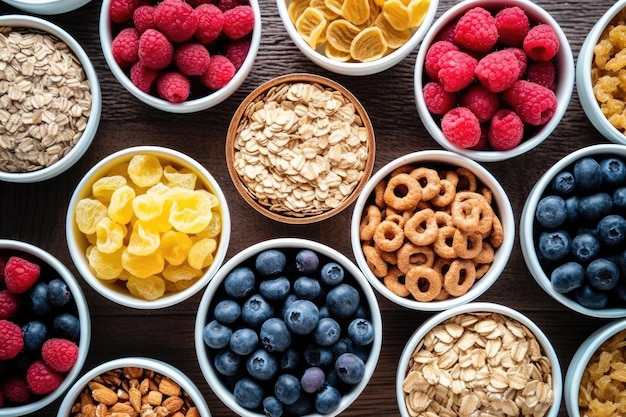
xmin=0 ymin=0 xmax=91 ymax=15
xmin=519 ymin=143 xmax=626 ymax=318
xmin=194 ymin=237 xmax=383 ymax=417
xmin=56 ymin=356 xmax=212 ymax=417
xmin=0 ymin=239 xmax=91 ymax=417
xmin=414 ymin=0 xmax=575 ymax=162
xmin=395 ymin=301 xmax=563 ymax=417
xmin=98 ymin=0 xmax=262 ymax=113
xmin=350 ymin=149 xmax=515 ymax=311
xmin=65 ymin=145 xmax=231 ymax=310
xmin=0 ymin=14 xmax=102 ymax=183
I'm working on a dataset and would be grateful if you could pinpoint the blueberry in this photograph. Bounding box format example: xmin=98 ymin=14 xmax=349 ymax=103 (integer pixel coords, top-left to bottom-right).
xmin=574 ymin=157 xmax=602 ymax=191
xmin=315 ymin=385 xmax=341 ymax=414
xmin=203 ymin=319 xmax=232 ymax=349
xmin=586 ymin=258 xmax=620 ymax=291
xmin=214 ymin=348 xmax=240 ymax=376
xmin=571 ymin=233 xmax=601 ymax=263
xmin=550 ymin=262 xmax=584 ymax=293
xmin=564 ymin=195 xmax=579 ymax=223
xmin=241 ymin=294 xmax=274 ymax=328
xmin=259 ymin=276 xmax=291 ymax=301
xmin=214 ymin=299 xmax=241 ymax=324
xmin=597 ymin=214 xmax=626 ymax=246
xmin=224 ymin=267 xmax=256 ymax=298
xmin=255 ymin=249 xmax=287 ymax=276
xmin=320 ymin=262 xmax=344 ymax=286
xmin=295 ymin=249 xmax=319 ymax=274
xmin=274 ymin=373 xmax=301 ymax=405
xmin=600 ymin=157 xmax=626 ymax=185
xmin=313 ymin=317 xmax=341 ymax=347
xmin=47 ymin=278 xmax=72 ymax=307
xmin=326 ymin=283 xmax=360 ymax=319
xmin=230 ymin=328 xmax=259 ymax=355
xmin=331 ymin=337 xmax=353 ymax=357
xmin=318 ymin=305 xmax=330 ymax=318
xmin=537 ymin=230 xmax=571 ymax=261
xmin=550 ymin=171 xmax=576 ymax=195
xmin=293 ymin=276 xmax=322 ymax=300
xmin=300 ymin=367 xmax=325 ymax=393
xmin=246 ymin=349 xmax=278 ymax=381
xmin=262 ymin=396 xmax=283 ymax=417
xmin=21 ymin=321 xmax=48 ymax=351
xmin=260 ymin=317 xmax=291 ymax=352
xmin=53 ymin=313 xmax=80 ymax=342
xmin=579 ymin=193 xmax=613 ymax=222
xmin=283 ymin=393 xmax=314 ymax=415
xmin=283 ymin=299 xmax=319 ymax=335
xmin=575 ymin=284 xmax=609 ymax=309
xmin=535 ymin=195 xmax=567 ymax=228
xmin=234 ymin=378 xmax=264 ymax=410
xmin=304 ymin=344 xmax=333 ymax=367
xmin=614 ymin=187 xmax=626 ymax=209
xmin=30 ymin=282 xmax=51 ymax=315
xmin=335 ymin=352 xmax=365 ymax=385
xmin=280 ymin=348 xmax=301 ymax=371
xmin=348 ymin=318 xmax=375 ymax=346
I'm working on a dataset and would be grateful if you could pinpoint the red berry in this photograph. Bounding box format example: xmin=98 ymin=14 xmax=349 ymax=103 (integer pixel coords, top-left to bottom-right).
xmin=0 ymin=290 xmax=19 ymax=320
xmin=4 ymin=256 xmax=40 ymax=294
xmin=26 ymin=360 xmax=64 ymax=395
xmin=504 ymin=47 xmax=528 ymax=75
xmin=201 ymin=55 xmax=236 ymax=90
xmin=218 ymin=0 xmax=241 ymax=12
xmin=175 ymin=43 xmax=211 ymax=76
xmin=133 ymin=5 xmax=156 ymax=34
xmin=474 ymin=49 xmax=521 ymax=93
xmin=453 ymin=7 xmax=498 ymax=52
xmin=494 ymin=6 xmax=530 ymax=46
xmin=502 ymin=80 xmax=558 ymax=126
xmin=194 ymin=3 xmax=225 ymax=44
xmin=523 ymin=24 xmax=560 ymax=62
xmin=154 ymin=0 xmax=197 ymax=43
xmin=434 ymin=23 xmax=455 ymax=43
xmin=138 ymin=29 xmax=174 ymax=70
xmin=0 ymin=255 xmax=6 ymax=284
xmin=224 ymin=38 xmax=251 ymax=70
xmin=0 ymin=319 xmax=24 ymax=360
xmin=157 ymin=72 xmax=191 ymax=103
xmin=1 ymin=377 xmax=31 ymax=404
xmin=459 ymin=85 xmax=499 ymax=123
xmin=111 ymin=27 xmax=140 ymax=68
xmin=109 ymin=0 xmax=136 ymax=24
xmin=441 ymin=107 xmax=481 ymax=149
xmin=41 ymin=338 xmax=79 ymax=373
xmin=130 ymin=61 xmax=160 ymax=93
xmin=437 ymin=50 xmax=477 ymax=93
xmin=527 ymin=59 xmax=557 ymax=91
xmin=422 ymin=82 xmax=455 ymax=115
xmin=488 ymin=109 xmax=524 ymax=150
xmin=222 ymin=5 xmax=255 ymax=40
xmin=424 ymin=40 xmax=459 ymax=80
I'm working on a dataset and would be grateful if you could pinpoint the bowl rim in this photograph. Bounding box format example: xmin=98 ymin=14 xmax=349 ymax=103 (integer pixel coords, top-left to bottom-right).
xmin=519 ymin=143 xmax=626 ymax=318
xmin=65 ymin=145 xmax=231 ymax=310
xmin=225 ymin=72 xmax=376 ymax=224
xmin=98 ymin=0 xmax=262 ymax=114
xmin=0 ymin=239 xmax=91 ymax=417
xmin=0 ymin=14 xmax=102 ymax=183
xmin=413 ymin=0 xmax=575 ymax=162
xmin=275 ymin=0 xmax=440 ymax=76
xmin=0 ymin=0 xmax=91 ymax=15
xmin=57 ymin=356 xmax=212 ymax=417
xmin=194 ymin=237 xmax=383 ymax=417
xmin=350 ymin=149 xmax=515 ymax=311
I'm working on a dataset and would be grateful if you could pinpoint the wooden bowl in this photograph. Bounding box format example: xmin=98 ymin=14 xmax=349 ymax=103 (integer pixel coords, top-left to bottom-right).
xmin=226 ymin=73 xmax=376 ymax=224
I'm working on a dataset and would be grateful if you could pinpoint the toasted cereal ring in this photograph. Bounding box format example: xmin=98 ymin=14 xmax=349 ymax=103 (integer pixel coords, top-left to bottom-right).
xmin=374 ymin=220 xmax=405 ymax=252
xmin=410 ymin=167 xmax=441 ymax=201
xmin=296 ymin=7 xmax=328 ymax=48
xmin=452 ymin=229 xmax=483 ymax=260
xmin=360 ymin=204 xmax=382 ymax=240
xmin=373 ymin=12 xmax=411 ymax=49
xmin=431 ymin=179 xmax=456 ymax=208
xmin=382 ymin=0 xmax=411 ymax=31
xmin=383 ymin=173 xmax=422 ymax=211
xmin=475 ymin=262 xmax=491 ymax=279
xmin=325 ymin=42 xmax=353 ymax=61
xmin=378 ymin=246 xmax=397 ymax=265
xmin=390 ymin=165 xmax=413 ymax=177
xmin=478 ymin=185 xmax=493 ymax=206
xmin=405 ymin=265 xmax=442 ymax=302
xmin=451 ymin=192 xmax=494 ymax=234
xmin=404 ymin=208 xmax=438 ymax=246
xmin=363 ymin=244 xmax=388 ymax=278
xmin=434 ymin=287 xmax=450 ymax=301
xmin=456 ymin=167 xmax=478 ymax=192
xmin=341 ymin=0 xmax=371 ymax=25
xmin=442 ymin=170 xmax=459 ymax=187
xmin=433 ymin=226 xmax=457 ymax=259
xmin=350 ymin=26 xmax=388 ymax=62
xmin=374 ymin=179 xmax=387 ymax=207
xmin=473 ymin=241 xmax=494 ymax=264
xmin=432 ymin=256 xmax=453 ymax=277
xmin=443 ymin=259 xmax=476 ymax=297
xmin=434 ymin=211 xmax=454 ymax=228
xmin=289 ymin=0 xmax=311 ymax=22
xmin=326 ymin=19 xmax=362 ymax=53
xmin=383 ymin=266 xmax=410 ymax=297
xmin=397 ymin=242 xmax=435 ymax=274
xmin=489 ymin=214 xmax=504 ymax=249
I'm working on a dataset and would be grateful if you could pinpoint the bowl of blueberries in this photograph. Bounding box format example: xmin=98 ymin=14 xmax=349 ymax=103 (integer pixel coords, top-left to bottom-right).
xmin=194 ymin=238 xmax=382 ymax=416
xmin=520 ymin=144 xmax=626 ymax=318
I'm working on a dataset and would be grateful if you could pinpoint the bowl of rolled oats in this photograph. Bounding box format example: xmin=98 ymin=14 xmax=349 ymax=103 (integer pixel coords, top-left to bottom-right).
xmin=0 ymin=15 xmax=101 ymax=183
xmin=226 ymin=73 xmax=376 ymax=224
xmin=577 ymin=0 xmax=626 ymax=145
xmin=397 ymin=302 xmax=562 ymax=417
xmin=0 ymin=0 xmax=91 ymax=15
xmin=58 ymin=357 xmax=211 ymax=417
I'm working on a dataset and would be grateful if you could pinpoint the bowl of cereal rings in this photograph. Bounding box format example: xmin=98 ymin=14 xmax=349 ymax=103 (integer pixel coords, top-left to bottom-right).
xmin=397 ymin=302 xmax=562 ymax=417
xmin=520 ymin=143 xmax=626 ymax=318
xmin=66 ymin=146 xmax=231 ymax=309
xmin=350 ymin=150 xmax=515 ymax=311
xmin=414 ymin=0 xmax=575 ymax=162
xmin=577 ymin=0 xmax=626 ymax=145
xmin=276 ymin=0 xmax=438 ymax=76
xmin=226 ymin=73 xmax=376 ymax=224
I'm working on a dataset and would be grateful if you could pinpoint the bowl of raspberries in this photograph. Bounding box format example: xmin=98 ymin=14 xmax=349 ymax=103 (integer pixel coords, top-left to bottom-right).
xmin=414 ymin=0 xmax=574 ymax=162
xmin=0 ymin=239 xmax=90 ymax=416
xmin=99 ymin=0 xmax=261 ymax=113
xmin=520 ymin=144 xmax=626 ymax=318
xmin=194 ymin=238 xmax=382 ymax=416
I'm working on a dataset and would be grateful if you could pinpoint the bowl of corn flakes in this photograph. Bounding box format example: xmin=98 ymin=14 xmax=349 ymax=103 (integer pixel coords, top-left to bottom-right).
xmin=577 ymin=0 xmax=626 ymax=145
xmin=276 ymin=0 xmax=438 ymax=75
xmin=66 ymin=146 xmax=231 ymax=309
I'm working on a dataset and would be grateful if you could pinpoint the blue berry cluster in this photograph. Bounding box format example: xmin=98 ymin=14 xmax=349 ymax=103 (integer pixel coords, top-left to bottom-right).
xmin=534 ymin=156 xmax=626 ymax=309
xmin=202 ymin=248 xmax=375 ymax=416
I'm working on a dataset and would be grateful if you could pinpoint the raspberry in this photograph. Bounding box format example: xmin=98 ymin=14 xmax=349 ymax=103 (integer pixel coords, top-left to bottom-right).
xmin=0 ymin=255 xmax=6 ymax=283
xmin=0 ymin=290 xmax=19 ymax=320
xmin=453 ymin=7 xmax=498 ymax=52
xmin=441 ymin=107 xmax=481 ymax=148
xmin=188 ymin=0 xmax=213 ymax=5
xmin=504 ymin=47 xmax=528 ymax=75
xmin=194 ymin=4 xmax=225 ymax=44
xmin=156 ymin=72 xmax=191 ymax=103
xmin=26 ymin=360 xmax=64 ymax=395
xmin=225 ymin=38 xmax=251 ymax=70
xmin=434 ymin=23 xmax=455 ymax=43
xmin=4 ymin=256 xmax=40 ymax=294
xmin=473 ymin=126 xmax=489 ymax=150
xmin=488 ymin=109 xmax=524 ymax=150
xmin=437 ymin=50 xmax=477 ymax=93
xmin=41 ymin=338 xmax=79 ymax=373
xmin=130 ymin=61 xmax=160 ymax=93
xmin=424 ymin=40 xmax=459 ymax=80
xmin=494 ymin=6 xmax=530 ymax=46
xmin=222 ymin=5 xmax=255 ymax=40
xmin=459 ymin=85 xmax=499 ymax=123
xmin=422 ymin=82 xmax=456 ymax=115
xmin=201 ymin=55 xmax=236 ymax=90
xmin=1 ymin=377 xmax=31 ymax=404
xmin=474 ymin=49 xmax=521 ymax=93
xmin=109 ymin=0 xmax=136 ymax=24
xmin=502 ymin=80 xmax=557 ymax=126
xmin=527 ymin=60 xmax=557 ymax=91
xmin=154 ymin=0 xmax=197 ymax=43
xmin=133 ymin=5 xmax=156 ymax=34
xmin=523 ymin=24 xmax=560 ymax=61
xmin=0 ymin=319 xmax=24 ymax=360
xmin=218 ymin=0 xmax=241 ymax=12
xmin=175 ymin=43 xmax=211 ymax=76
xmin=138 ymin=29 xmax=174 ymax=70
xmin=111 ymin=28 xmax=140 ymax=68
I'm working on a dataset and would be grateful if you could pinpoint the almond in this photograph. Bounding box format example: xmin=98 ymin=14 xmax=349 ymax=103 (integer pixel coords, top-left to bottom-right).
xmin=162 ymin=396 xmax=184 ymax=413
xmin=185 ymin=407 xmax=200 ymax=417
xmin=92 ymin=387 xmax=119 ymax=405
xmin=158 ymin=377 xmax=180 ymax=397
xmin=124 ymin=367 xmax=145 ymax=380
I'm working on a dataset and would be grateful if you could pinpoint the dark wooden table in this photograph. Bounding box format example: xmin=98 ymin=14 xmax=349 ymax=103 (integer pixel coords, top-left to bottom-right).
xmin=0 ymin=0 xmax=617 ymax=415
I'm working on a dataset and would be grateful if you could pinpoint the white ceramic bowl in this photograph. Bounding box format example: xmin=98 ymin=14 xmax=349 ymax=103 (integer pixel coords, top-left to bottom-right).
xmin=414 ymin=0 xmax=574 ymax=162
xmin=276 ymin=0 xmax=438 ymax=76
xmin=577 ymin=0 xmax=626 ymax=145
xmin=520 ymin=143 xmax=626 ymax=318
xmin=0 ymin=239 xmax=90 ymax=417
xmin=351 ymin=150 xmax=515 ymax=311
xmin=58 ymin=357 xmax=211 ymax=417
xmin=195 ymin=238 xmax=383 ymax=416
xmin=0 ymin=15 xmax=101 ymax=183
xmin=0 ymin=0 xmax=90 ymax=14
xmin=66 ymin=146 xmax=231 ymax=309
xmin=99 ymin=0 xmax=261 ymax=113
xmin=396 ymin=302 xmax=563 ymax=417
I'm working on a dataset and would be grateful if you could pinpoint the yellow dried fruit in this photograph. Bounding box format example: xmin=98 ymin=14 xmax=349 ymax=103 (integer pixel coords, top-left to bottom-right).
xmin=121 ymin=248 xmax=165 ymax=278
xmin=92 ymin=175 xmax=127 ymax=203
xmin=108 ymin=185 xmax=136 ymax=225
xmin=350 ymin=26 xmax=387 ymax=62
xmin=76 ymin=198 xmax=108 ymax=235
xmin=126 ymin=275 xmax=166 ymax=301
xmin=188 ymin=238 xmax=217 ymax=270
xmin=160 ymin=230 xmax=193 ymax=265
xmin=168 ymin=188 xmax=214 ymax=234
xmin=128 ymin=155 xmax=163 ymax=188
xmin=95 ymin=217 xmax=126 ymax=254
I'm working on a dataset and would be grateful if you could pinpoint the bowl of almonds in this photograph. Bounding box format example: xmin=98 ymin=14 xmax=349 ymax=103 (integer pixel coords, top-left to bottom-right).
xmin=226 ymin=73 xmax=376 ymax=224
